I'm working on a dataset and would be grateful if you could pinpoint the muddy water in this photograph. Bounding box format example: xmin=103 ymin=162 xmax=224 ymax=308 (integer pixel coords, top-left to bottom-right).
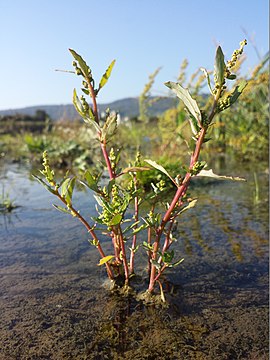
xmin=0 ymin=160 xmax=268 ymax=359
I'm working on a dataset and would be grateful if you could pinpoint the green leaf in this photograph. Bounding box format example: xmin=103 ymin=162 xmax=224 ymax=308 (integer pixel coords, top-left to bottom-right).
xmin=94 ymin=195 xmax=114 ymax=213
xmin=73 ymin=88 xmax=85 ymax=117
xmin=142 ymin=241 xmax=153 ymax=251
xmin=169 ymin=258 xmax=184 ymax=267
xmin=101 ymin=112 xmax=118 ymax=141
xmin=69 ymin=49 xmax=90 ymax=78
xmin=132 ymin=224 xmax=147 ymax=235
xmin=123 ymin=221 xmax=143 ymax=234
xmin=200 ymin=67 xmax=214 ymax=95
xmin=52 ymin=204 xmax=71 ymax=214
xmin=73 ymin=89 xmax=101 ymax=133
xmin=84 ymin=115 xmax=101 ymax=133
xmin=32 ymin=175 xmax=57 ymax=195
xmin=144 ymin=159 xmax=177 ymax=186
xmin=214 ymin=46 xmax=225 ymax=86
xmin=92 ymin=216 xmax=106 ymax=225
xmin=162 ymin=250 xmax=174 ymax=264
xmin=107 ymin=179 xmax=115 ymax=195
xmin=178 ymin=199 xmax=198 ymax=214
xmin=89 ymin=238 xmax=99 ymax=247
xmin=98 ymin=255 xmax=114 ymax=266
xmin=150 ymin=259 xmax=161 ymax=270
xmin=196 ymin=169 xmax=246 ymax=181
xmin=98 ymin=60 xmax=116 ymax=91
xmin=226 ymin=73 xmax=237 ymax=80
xmin=188 ymin=115 xmax=201 ymax=136
xmin=61 ymin=177 xmax=76 ymax=206
xmin=109 ymin=213 xmax=122 ymax=226
xmin=228 ymin=81 xmax=247 ymax=105
xmin=165 ymin=81 xmax=202 ymax=126
xmin=81 ymin=88 xmax=90 ymax=95
xmin=83 ymin=170 xmax=99 ymax=192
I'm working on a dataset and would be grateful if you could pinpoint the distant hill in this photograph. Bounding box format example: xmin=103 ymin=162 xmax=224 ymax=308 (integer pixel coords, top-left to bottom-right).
xmin=0 ymin=97 xmax=177 ymax=121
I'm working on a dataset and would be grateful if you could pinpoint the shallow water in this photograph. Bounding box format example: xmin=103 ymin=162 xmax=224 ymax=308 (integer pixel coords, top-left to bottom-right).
xmin=0 ymin=160 xmax=268 ymax=359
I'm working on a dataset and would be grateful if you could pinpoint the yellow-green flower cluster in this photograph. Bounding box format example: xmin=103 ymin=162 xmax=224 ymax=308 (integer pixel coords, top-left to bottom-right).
xmin=109 ymin=148 xmax=117 ymax=171
xmin=156 ymin=179 xmax=166 ymax=191
xmin=217 ymin=95 xmax=231 ymax=112
xmin=72 ymin=61 xmax=83 ymax=76
xmin=80 ymin=95 xmax=89 ymax=112
xmin=111 ymin=184 xmax=123 ymax=209
xmin=135 ymin=150 xmax=141 ymax=167
xmin=41 ymin=151 xmax=55 ymax=186
xmin=227 ymin=40 xmax=247 ymax=70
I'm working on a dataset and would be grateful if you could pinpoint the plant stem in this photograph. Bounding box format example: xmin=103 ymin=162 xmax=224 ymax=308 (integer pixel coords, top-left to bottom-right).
xmin=147 ymin=87 xmax=223 ymax=293
xmin=101 ymin=142 xmax=115 ymax=179
xmin=147 ymin=227 xmax=152 ymax=275
xmin=147 ymin=127 xmax=207 ymax=293
xmin=129 ymin=176 xmax=139 ymax=274
xmin=86 ymin=78 xmax=99 ymax=124
xmin=116 ymin=225 xmax=129 ymax=284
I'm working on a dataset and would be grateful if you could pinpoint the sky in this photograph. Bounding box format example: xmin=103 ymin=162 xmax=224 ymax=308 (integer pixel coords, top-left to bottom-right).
xmin=0 ymin=0 xmax=269 ymax=110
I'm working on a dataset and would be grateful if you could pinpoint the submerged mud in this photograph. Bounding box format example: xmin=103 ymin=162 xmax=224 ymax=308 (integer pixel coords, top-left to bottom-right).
xmin=0 ymin=258 xmax=268 ymax=360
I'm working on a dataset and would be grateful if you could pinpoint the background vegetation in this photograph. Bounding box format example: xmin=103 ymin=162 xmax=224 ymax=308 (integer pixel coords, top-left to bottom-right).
xmin=0 ymin=53 xmax=268 ymax=173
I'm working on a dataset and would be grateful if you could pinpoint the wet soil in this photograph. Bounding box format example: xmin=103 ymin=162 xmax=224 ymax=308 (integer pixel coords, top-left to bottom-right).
xmin=0 ymin=245 xmax=268 ymax=360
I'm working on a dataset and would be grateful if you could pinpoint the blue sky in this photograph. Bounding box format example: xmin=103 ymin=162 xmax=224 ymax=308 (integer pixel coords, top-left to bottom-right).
xmin=0 ymin=0 xmax=268 ymax=110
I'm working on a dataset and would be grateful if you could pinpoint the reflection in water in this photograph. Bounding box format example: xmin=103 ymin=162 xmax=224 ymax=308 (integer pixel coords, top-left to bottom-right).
xmin=172 ymin=166 xmax=269 ymax=265
xmin=0 ymin=162 xmax=268 ymax=264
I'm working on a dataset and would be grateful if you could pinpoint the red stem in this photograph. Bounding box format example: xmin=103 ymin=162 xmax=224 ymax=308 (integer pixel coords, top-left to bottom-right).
xmin=147 ymin=127 xmax=207 ymax=293
xmin=87 ymin=79 xmax=99 ymax=124
xmin=129 ymin=194 xmax=139 ymax=274
xmin=101 ymin=142 xmax=115 ymax=180
xmin=117 ymin=225 xmax=129 ymax=284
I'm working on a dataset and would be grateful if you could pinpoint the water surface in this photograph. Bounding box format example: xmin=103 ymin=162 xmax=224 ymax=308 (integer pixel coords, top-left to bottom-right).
xmin=0 ymin=160 xmax=268 ymax=359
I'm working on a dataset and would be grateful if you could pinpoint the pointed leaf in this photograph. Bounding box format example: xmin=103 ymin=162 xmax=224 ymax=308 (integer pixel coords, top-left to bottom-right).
xmin=196 ymin=169 xmax=246 ymax=181
xmin=144 ymin=159 xmax=177 ymax=186
xmin=73 ymin=88 xmax=85 ymax=117
xmin=73 ymin=89 xmax=101 ymax=132
xmin=61 ymin=177 xmax=76 ymax=206
xmin=178 ymin=199 xmax=198 ymax=215
xmin=69 ymin=49 xmax=90 ymax=77
xmin=107 ymin=179 xmax=115 ymax=195
xmin=84 ymin=115 xmax=102 ymax=133
xmin=84 ymin=170 xmax=99 ymax=192
xmin=170 ymin=258 xmax=184 ymax=267
xmin=200 ymin=67 xmax=214 ymax=94
xmin=52 ymin=204 xmax=71 ymax=214
xmin=32 ymin=175 xmax=57 ymax=195
xmin=188 ymin=115 xmax=200 ymax=136
xmin=214 ymin=46 xmax=225 ymax=86
xmin=94 ymin=195 xmax=114 ymax=213
xmin=109 ymin=213 xmax=122 ymax=226
xmin=98 ymin=60 xmax=116 ymax=91
xmin=165 ymin=81 xmax=202 ymax=125
xmin=98 ymin=255 xmax=114 ymax=266
xmin=228 ymin=81 xmax=247 ymax=105
xmin=122 ymin=221 xmax=142 ymax=234
xmin=101 ymin=112 xmax=118 ymax=141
